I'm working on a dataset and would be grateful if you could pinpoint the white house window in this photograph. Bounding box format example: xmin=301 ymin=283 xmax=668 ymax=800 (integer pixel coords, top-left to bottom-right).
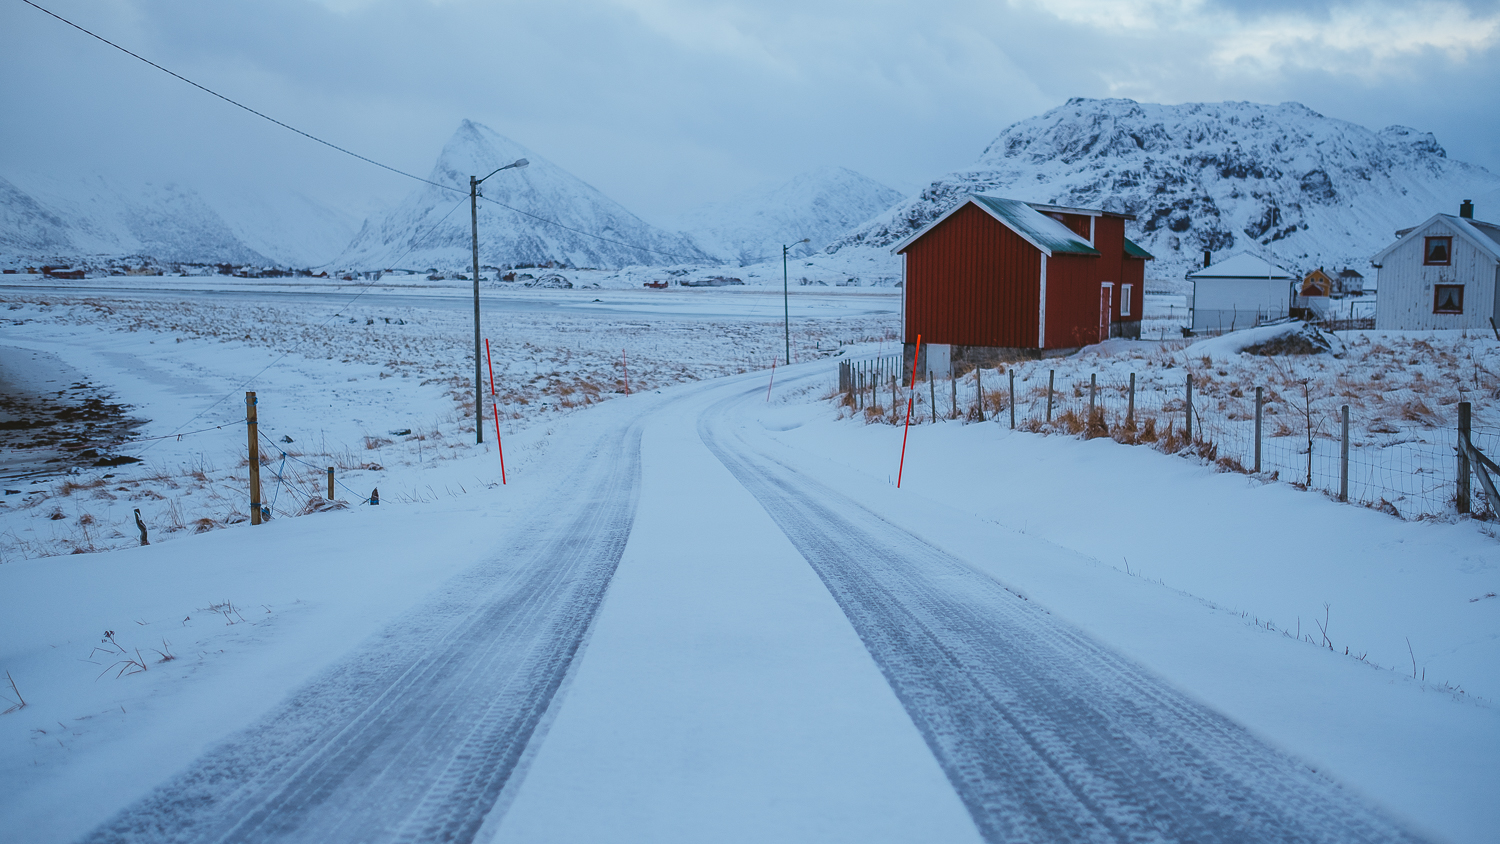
xmin=1121 ymin=284 xmax=1133 ymax=316
xmin=1434 ymin=284 xmax=1464 ymax=314
xmin=1425 ymin=236 xmax=1453 ymax=266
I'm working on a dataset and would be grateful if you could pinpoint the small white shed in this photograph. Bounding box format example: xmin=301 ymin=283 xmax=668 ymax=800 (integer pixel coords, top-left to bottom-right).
xmin=1188 ymin=252 xmax=1294 ymax=334
xmin=1372 ymin=202 xmax=1500 ymax=331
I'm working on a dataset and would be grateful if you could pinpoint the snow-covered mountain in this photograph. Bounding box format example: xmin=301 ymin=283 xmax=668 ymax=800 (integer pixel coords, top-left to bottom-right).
xmin=336 ymin=121 xmax=709 ymax=271
xmin=672 ymin=167 xmax=902 ymax=265
xmin=832 ymin=99 xmax=1500 ymax=277
xmin=0 ymin=171 xmax=358 ymax=268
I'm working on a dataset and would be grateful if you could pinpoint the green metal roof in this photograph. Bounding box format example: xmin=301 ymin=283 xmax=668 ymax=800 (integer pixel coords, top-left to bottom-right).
xmin=1123 ymin=237 xmax=1154 ymax=260
xmin=969 ymin=195 xmax=1100 ymax=257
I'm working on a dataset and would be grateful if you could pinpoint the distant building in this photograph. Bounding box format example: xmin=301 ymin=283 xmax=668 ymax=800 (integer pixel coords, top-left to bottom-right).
xmin=1336 ymin=268 xmax=1365 ymax=296
xmin=1372 ymin=201 xmax=1500 ymax=331
xmin=1186 ymin=252 xmax=1294 ymax=334
xmin=1296 ymin=268 xmax=1334 ymax=318
xmin=893 ymin=194 xmax=1152 ymax=372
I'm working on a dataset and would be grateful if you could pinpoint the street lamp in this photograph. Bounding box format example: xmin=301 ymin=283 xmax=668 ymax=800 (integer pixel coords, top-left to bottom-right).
xmin=470 ymin=158 xmax=528 ymax=444
xmin=783 ymin=238 xmax=809 ymax=365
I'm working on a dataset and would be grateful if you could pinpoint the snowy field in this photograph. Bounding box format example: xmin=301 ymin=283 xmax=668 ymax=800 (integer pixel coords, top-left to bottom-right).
xmin=0 ymin=277 xmax=896 ymax=560
xmin=0 ymin=280 xmax=1495 ymax=843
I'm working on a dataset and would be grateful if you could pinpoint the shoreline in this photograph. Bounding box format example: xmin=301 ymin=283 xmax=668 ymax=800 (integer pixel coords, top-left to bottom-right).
xmin=0 ymin=344 xmax=146 ymax=483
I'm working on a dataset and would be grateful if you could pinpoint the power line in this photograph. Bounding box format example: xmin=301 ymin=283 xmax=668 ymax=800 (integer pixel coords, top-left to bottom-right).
xmin=22 ymin=0 xmax=714 ymax=264
xmin=18 ymin=0 xmax=459 ymax=195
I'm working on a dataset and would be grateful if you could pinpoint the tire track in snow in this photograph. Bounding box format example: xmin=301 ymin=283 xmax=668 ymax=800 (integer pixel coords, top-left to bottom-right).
xmin=700 ymin=386 xmax=1425 ymax=843
xmin=81 ymin=421 xmax=643 ymax=844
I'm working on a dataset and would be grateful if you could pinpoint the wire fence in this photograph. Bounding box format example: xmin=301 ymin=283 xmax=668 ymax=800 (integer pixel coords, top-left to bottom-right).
xmin=843 ymin=362 xmax=1497 ymax=522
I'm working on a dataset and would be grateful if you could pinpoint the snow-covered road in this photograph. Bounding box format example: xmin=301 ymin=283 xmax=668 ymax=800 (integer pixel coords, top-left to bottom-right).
xmin=80 ymin=416 xmax=644 ymax=843
xmin=74 ymin=363 xmax=1424 ymax=843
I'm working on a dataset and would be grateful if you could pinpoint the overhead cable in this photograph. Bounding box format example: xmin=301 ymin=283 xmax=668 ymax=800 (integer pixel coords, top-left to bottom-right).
xmin=23 ymin=0 xmax=710 ymax=263
xmin=18 ymin=0 xmax=459 ymax=195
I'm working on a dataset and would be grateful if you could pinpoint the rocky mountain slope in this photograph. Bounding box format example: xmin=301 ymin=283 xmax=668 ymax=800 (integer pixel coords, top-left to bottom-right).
xmin=831 ymin=99 xmax=1500 ymax=277
xmin=335 ymin=121 xmax=709 ymax=271
xmin=671 ymin=166 xmax=901 ymax=265
xmin=0 ymin=171 xmax=358 ymax=268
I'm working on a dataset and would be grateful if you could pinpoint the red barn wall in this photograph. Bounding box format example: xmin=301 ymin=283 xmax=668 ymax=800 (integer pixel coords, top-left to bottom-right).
xmin=1043 ymin=254 xmax=1104 ymax=349
xmin=903 ymin=203 xmax=1040 ymax=348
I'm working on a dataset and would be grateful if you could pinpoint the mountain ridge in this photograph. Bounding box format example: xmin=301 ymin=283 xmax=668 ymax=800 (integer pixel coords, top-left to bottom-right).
xmin=334 ymin=121 xmax=710 ymax=271
xmin=0 ymin=170 xmax=357 ymax=267
xmin=831 ymin=98 xmax=1500 ymax=277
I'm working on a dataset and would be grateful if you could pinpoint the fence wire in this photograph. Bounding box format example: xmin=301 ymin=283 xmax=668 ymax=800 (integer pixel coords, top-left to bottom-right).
xmin=846 ymin=363 xmax=1494 ymax=522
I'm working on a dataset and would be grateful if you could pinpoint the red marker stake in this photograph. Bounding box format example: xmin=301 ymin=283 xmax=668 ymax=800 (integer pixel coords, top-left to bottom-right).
xmin=484 ymin=339 xmax=506 ymax=484
xmin=897 ymin=334 xmax=921 ymax=488
xmin=766 ymin=356 xmax=777 ymax=401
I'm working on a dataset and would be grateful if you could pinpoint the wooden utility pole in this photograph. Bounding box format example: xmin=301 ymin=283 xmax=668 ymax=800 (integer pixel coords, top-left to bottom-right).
xmin=247 ymin=391 xmax=261 ymax=525
xmin=471 ymin=176 xmax=484 ymax=445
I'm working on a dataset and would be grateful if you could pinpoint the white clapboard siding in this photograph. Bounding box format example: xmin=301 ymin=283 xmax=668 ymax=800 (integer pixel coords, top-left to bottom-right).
xmin=1374 ymin=216 xmax=1500 ymax=331
xmin=1191 ymin=277 xmax=1290 ymax=332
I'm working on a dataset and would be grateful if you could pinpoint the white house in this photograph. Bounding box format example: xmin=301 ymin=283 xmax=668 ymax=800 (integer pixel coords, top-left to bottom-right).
xmin=1188 ymin=252 xmax=1294 ymax=334
xmin=1372 ymin=201 xmax=1500 ymax=331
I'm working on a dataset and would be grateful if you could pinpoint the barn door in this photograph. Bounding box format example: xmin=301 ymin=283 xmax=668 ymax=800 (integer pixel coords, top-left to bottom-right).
xmin=1100 ymin=283 xmax=1114 ymax=342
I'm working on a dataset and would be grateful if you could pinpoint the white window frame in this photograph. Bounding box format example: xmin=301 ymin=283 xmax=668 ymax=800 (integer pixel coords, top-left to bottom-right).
xmin=1121 ymin=283 xmax=1133 ymax=317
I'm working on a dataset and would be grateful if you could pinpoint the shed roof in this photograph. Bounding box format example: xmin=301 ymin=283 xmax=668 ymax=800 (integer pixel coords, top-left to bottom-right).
xmin=1186 ymin=252 xmax=1294 ymax=280
xmin=892 ymin=194 xmax=1101 ymax=257
xmin=1123 ymin=237 xmax=1154 ymax=260
xmin=1372 ymin=214 xmax=1500 ymax=267
xmin=971 ymin=196 xmax=1100 ymax=256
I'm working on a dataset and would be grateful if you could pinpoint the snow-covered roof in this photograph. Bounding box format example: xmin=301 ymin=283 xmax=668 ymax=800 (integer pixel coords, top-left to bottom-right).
xmin=1186 ymin=252 xmax=1293 ymax=280
xmin=892 ymin=194 xmax=1100 ymax=257
xmin=1371 ymin=214 xmax=1500 ymax=267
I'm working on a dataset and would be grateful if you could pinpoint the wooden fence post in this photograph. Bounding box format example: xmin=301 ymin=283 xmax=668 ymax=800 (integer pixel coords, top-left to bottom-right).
xmin=1186 ymin=374 xmax=1194 ymax=442
xmin=1046 ymin=369 xmax=1055 ymax=423
xmin=951 ymin=372 xmax=957 ymax=420
xmin=1009 ymin=369 xmax=1016 ymax=429
xmin=1088 ymin=373 xmax=1097 ymax=428
xmin=1127 ymin=372 xmax=1136 ymax=430
xmin=1339 ymin=404 xmax=1351 ymax=502
xmin=1458 ymin=401 xmax=1472 ymax=514
xmin=1254 ymin=386 xmax=1263 ymax=473
xmin=247 ymin=391 xmax=261 ymax=526
xmin=327 ymin=467 xmax=335 ymax=500
xmin=930 ymin=373 xmax=936 ymax=424
xmin=975 ymin=367 xmax=984 ymax=422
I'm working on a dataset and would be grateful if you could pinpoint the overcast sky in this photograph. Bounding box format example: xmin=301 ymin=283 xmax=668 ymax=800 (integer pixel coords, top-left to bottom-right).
xmin=3 ymin=0 xmax=1498 ymax=225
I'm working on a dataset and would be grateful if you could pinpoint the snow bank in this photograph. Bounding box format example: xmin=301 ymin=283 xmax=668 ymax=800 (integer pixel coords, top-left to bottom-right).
xmin=1190 ymin=320 xmax=1347 ymax=359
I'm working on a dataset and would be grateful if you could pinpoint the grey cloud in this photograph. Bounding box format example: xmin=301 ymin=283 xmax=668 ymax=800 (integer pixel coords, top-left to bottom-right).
xmin=1 ymin=0 xmax=1495 ymax=231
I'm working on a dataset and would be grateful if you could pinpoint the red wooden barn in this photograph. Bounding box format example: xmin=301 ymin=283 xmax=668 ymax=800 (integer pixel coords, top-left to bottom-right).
xmin=893 ymin=195 xmax=1152 ymax=372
